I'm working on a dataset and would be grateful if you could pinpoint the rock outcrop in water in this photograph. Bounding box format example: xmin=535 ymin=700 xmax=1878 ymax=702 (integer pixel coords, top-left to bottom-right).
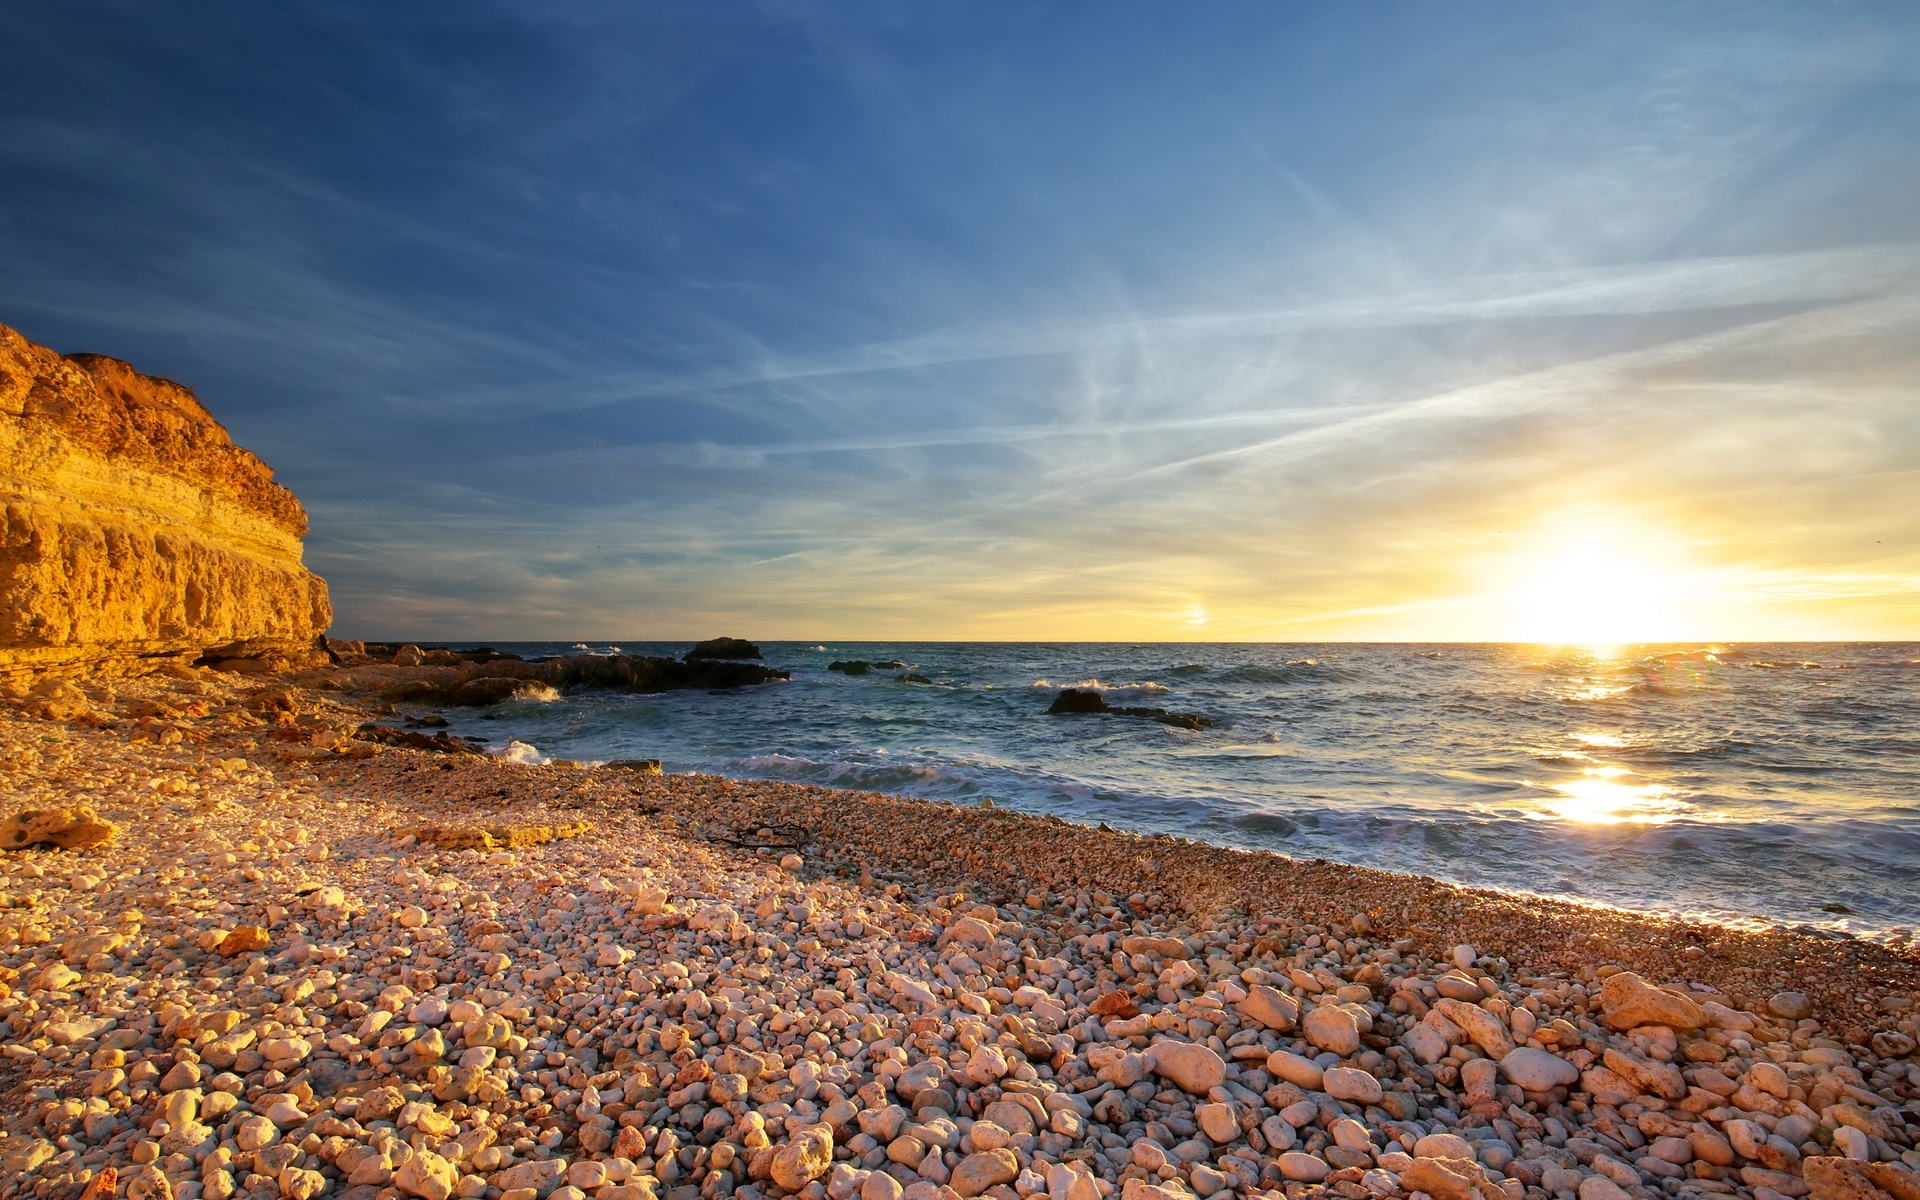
xmin=1047 ymin=685 xmax=1213 ymax=730
xmin=685 ymin=636 xmax=763 ymax=661
xmin=0 ymin=323 xmax=331 ymax=680
xmin=385 ymin=651 xmax=790 ymax=706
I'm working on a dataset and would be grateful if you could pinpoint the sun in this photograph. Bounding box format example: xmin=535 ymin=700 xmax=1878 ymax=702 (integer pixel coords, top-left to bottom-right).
xmin=1520 ymin=548 xmax=1674 ymax=645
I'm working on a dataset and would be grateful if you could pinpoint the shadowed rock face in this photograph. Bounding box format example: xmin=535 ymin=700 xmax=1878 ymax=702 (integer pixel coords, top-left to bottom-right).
xmin=684 ymin=636 xmax=762 ymax=661
xmin=386 ymin=653 xmax=790 ymax=705
xmin=0 ymin=323 xmax=331 ymax=679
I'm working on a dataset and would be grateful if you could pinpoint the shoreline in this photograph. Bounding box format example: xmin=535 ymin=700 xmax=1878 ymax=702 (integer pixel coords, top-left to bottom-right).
xmin=2 ymin=667 xmax=1917 ymax=1200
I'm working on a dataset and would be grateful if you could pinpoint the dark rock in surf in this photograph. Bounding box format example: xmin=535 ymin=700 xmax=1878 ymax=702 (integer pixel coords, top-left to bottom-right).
xmin=828 ymin=659 xmax=905 ymax=675
xmin=353 ymin=723 xmax=483 ymax=754
xmin=685 ymin=636 xmax=763 ymax=662
xmin=1047 ymin=688 xmax=1109 ymax=714
xmin=386 ymin=654 xmax=789 ymax=706
xmin=1045 ymin=687 xmax=1212 ymax=730
xmin=357 ymin=643 xmax=522 ymax=665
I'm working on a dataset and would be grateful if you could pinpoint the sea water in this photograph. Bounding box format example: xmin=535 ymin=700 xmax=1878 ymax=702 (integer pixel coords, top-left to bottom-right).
xmin=404 ymin=642 xmax=1920 ymax=942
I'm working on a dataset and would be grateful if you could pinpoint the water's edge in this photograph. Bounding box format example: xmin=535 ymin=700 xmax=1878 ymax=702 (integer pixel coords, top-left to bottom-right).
xmin=375 ymin=641 xmax=1920 ymax=946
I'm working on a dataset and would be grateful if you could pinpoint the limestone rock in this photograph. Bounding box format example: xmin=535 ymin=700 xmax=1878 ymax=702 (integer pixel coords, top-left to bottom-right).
xmin=1599 ymin=972 xmax=1703 ymax=1031
xmin=1807 ymin=1159 xmax=1891 ymax=1200
xmin=1322 ymin=1066 xmax=1384 ymax=1105
xmin=1603 ymin=1046 xmax=1687 ymax=1100
xmin=1433 ymin=998 xmax=1516 ymax=1059
xmin=1500 ymin=1047 xmax=1579 ymax=1091
xmin=1266 ymin=1049 xmax=1324 ymax=1090
xmin=1304 ymin=1004 xmax=1361 ymax=1055
xmin=1119 ymin=935 xmax=1190 ymax=959
xmin=215 ymin=926 xmax=270 ymax=956
xmin=771 ymin=1125 xmax=834 ymax=1191
xmin=951 ymin=1149 xmax=1019 ymax=1197
xmin=1236 ymin=983 xmax=1299 ymax=1031
xmin=0 ymin=806 xmax=116 ymax=851
xmin=395 ymin=1148 xmax=458 ymax=1200
xmin=1276 ymin=1152 xmax=1330 ymax=1183
xmin=1150 ymin=1040 xmax=1226 ymax=1093
xmin=1400 ymin=1157 xmax=1478 ymax=1200
xmin=0 ymin=324 xmax=331 ymax=678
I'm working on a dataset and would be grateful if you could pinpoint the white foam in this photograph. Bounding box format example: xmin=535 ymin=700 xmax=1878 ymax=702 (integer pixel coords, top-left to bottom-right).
xmin=489 ymin=740 xmax=549 ymax=765
xmin=1031 ymin=678 xmax=1171 ymax=701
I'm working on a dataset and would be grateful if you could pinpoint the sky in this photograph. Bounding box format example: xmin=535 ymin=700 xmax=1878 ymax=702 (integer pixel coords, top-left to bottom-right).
xmin=3 ymin=2 xmax=1918 ymax=641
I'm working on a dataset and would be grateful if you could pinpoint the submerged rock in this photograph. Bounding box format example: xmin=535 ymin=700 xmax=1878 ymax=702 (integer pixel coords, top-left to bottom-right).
xmin=354 ymin=723 xmax=483 ymax=754
xmin=386 ymin=653 xmax=788 ymax=706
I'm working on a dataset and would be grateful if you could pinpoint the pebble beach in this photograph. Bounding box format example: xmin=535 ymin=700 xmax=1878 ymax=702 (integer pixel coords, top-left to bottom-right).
xmin=4 ymin=667 xmax=1919 ymax=1200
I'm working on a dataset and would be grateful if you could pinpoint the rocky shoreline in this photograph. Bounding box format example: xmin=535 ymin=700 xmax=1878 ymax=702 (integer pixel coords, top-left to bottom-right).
xmin=2 ymin=667 xmax=1918 ymax=1200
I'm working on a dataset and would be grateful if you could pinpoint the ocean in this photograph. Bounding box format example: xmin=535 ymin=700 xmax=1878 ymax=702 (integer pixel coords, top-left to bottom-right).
xmin=398 ymin=641 xmax=1920 ymax=944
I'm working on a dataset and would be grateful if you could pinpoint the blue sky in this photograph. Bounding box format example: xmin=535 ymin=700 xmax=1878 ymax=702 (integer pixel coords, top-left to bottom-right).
xmin=4 ymin=2 xmax=1918 ymax=639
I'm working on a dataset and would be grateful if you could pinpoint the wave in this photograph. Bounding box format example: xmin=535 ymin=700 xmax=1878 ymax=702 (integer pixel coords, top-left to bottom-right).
xmin=1213 ymin=661 xmax=1338 ymax=685
xmin=1031 ymin=678 xmax=1171 ymax=701
xmin=488 ymin=740 xmax=549 ymax=765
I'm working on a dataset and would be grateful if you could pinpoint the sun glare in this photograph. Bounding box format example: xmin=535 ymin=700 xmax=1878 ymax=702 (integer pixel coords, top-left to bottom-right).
xmin=1520 ymin=549 xmax=1673 ymax=645
xmin=1536 ymin=768 xmax=1694 ymax=825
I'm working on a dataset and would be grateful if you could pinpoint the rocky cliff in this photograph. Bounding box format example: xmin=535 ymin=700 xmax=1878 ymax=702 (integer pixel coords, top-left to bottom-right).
xmin=0 ymin=322 xmax=330 ymax=679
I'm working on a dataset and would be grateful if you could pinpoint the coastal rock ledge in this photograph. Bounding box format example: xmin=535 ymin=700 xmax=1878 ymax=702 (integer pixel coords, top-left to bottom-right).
xmin=0 ymin=322 xmax=331 ymax=680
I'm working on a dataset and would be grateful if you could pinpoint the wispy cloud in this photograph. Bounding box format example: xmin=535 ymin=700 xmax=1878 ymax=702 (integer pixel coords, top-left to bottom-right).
xmin=3 ymin=3 xmax=1918 ymax=638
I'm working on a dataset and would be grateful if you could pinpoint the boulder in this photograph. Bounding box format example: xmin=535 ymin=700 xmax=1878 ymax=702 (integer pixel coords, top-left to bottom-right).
xmin=1150 ymin=1041 xmax=1226 ymax=1094
xmin=0 ymin=324 xmax=331 ymax=678
xmin=1819 ymin=1161 xmax=1920 ymax=1200
xmin=1400 ymin=1157 xmax=1478 ymax=1200
xmin=1120 ymin=935 xmax=1190 ymax=959
xmin=771 ymin=1126 xmax=834 ymax=1191
xmin=1237 ymin=984 xmax=1299 ymax=1031
xmin=1322 ymin=1066 xmax=1383 ymax=1105
xmin=1276 ymin=1153 xmax=1331 ymax=1183
xmin=1500 ymin=1047 xmax=1579 ymax=1091
xmin=1266 ymin=1050 xmax=1324 ymax=1090
xmin=1304 ymin=1005 xmax=1361 ymax=1056
xmin=0 ymin=806 xmax=116 ymax=851
xmin=394 ymin=1149 xmax=457 ymax=1200
xmin=1603 ymin=1046 xmax=1687 ymax=1099
xmin=215 ymin=926 xmax=271 ymax=956
xmin=1600 ymin=972 xmax=1703 ymax=1031
xmin=1433 ymin=998 xmax=1515 ymax=1059
xmin=951 ymin=1149 xmax=1019 ymax=1197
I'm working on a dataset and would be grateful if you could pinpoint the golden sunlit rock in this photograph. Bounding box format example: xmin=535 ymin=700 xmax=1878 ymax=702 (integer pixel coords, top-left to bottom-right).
xmin=0 ymin=805 xmax=117 ymax=851
xmin=0 ymin=322 xmax=330 ymax=680
xmin=213 ymin=924 xmax=270 ymax=956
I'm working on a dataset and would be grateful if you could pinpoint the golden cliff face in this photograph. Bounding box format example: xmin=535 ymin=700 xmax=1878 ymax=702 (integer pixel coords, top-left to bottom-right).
xmin=0 ymin=323 xmax=331 ymax=677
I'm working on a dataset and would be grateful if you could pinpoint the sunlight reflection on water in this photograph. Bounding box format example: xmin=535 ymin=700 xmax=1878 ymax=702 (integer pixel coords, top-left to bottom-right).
xmin=1535 ymin=767 xmax=1700 ymax=824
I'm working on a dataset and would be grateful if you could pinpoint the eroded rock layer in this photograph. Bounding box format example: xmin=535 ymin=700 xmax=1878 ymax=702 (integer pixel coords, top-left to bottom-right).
xmin=0 ymin=323 xmax=330 ymax=678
